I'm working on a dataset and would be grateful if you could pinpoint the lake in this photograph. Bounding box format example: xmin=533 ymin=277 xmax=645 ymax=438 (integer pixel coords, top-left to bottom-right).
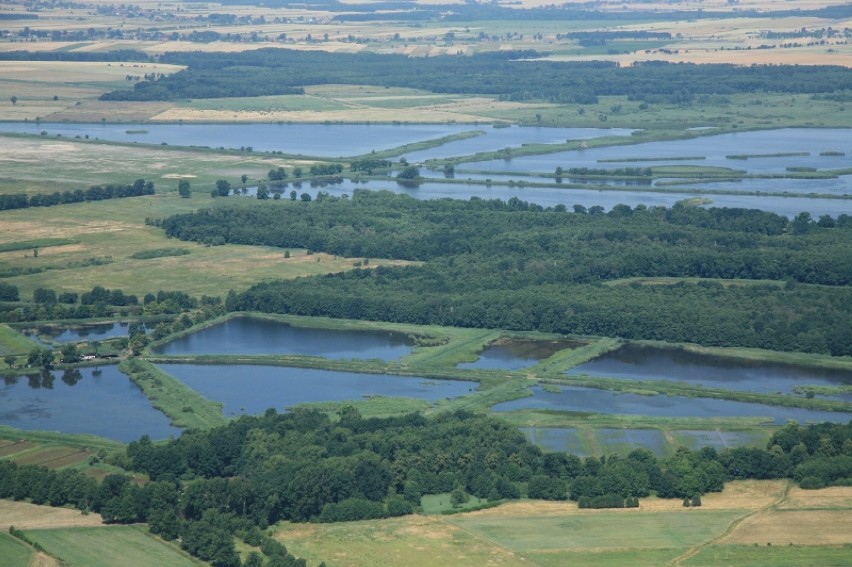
xmin=0 ymin=366 xmax=179 ymax=442
xmin=471 ymin=129 xmax=852 ymax=177
xmin=458 ymin=337 xmax=584 ymax=370
xmin=567 ymin=344 xmax=852 ymax=398
xmin=0 ymin=123 xmax=629 ymax=158
xmin=152 ymin=316 xmax=413 ymax=361
xmin=157 ymin=364 xmax=478 ymax=416
xmin=492 ymin=386 xmax=851 ymax=425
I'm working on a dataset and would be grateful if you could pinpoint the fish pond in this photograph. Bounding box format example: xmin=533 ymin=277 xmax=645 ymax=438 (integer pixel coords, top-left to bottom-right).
xmin=458 ymin=337 xmax=584 ymax=370
xmin=152 ymin=317 xmax=413 ymax=361
xmin=0 ymin=366 xmax=179 ymax=442
xmin=567 ymin=344 xmax=852 ymax=398
xmin=492 ymin=386 xmax=851 ymax=425
xmin=471 ymin=129 xmax=852 ymax=177
xmin=21 ymin=322 xmax=138 ymax=344
xmin=157 ymin=364 xmax=478 ymax=416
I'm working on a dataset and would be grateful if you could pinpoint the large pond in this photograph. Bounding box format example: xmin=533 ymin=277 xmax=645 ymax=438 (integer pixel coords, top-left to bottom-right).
xmin=458 ymin=338 xmax=584 ymax=371
xmin=492 ymin=385 xmax=852 ymax=425
xmin=252 ymin=178 xmax=850 ymax=218
xmin=471 ymin=129 xmax=852 ymax=177
xmin=568 ymin=344 xmax=852 ymax=398
xmin=0 ymin=366 xmax=179 ymax=442
xmin=152 ymin=317 xmax=413 ymax=361
xmin=157 ymin=364 xmax=477 ymax=416
xmin=0 ymin=122 xmax=629 ymax=158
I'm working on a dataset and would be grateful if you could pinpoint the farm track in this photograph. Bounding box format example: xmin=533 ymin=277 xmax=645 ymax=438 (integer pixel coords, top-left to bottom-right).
xmin=668 ymin=479 xmax=792 ymax=566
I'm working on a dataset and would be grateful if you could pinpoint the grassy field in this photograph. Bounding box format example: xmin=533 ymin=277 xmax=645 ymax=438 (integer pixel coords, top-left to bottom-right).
xmin=0 ymin=532 xmax=33 ymax=567
xmin=0 ymin=324 xmax=38 ymax=357
xmin=273 ymin=480 xmax=844 ymax=567
xmin=0 ymin=185 xmax=411 ymax=298
xmin=24 ymin=526 xmax=206 ymax=567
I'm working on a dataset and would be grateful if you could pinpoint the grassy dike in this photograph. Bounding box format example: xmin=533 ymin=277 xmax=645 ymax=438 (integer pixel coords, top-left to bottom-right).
xmin=144 ymin=314 xmax=852 ymax=417
xmin=119 ymin=359 xmax=227 ymax=430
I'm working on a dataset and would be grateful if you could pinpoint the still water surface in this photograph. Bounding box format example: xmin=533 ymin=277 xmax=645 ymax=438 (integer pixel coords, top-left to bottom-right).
xmin=0 ymin=366 xmax=179 ymax=441
xmin=492 ymin=386 xmax=851 ymax=425
xmin=153 ymin=317 xmax=412 ymax=361
xmin=158 ymin=364 xmax=477 ymax=416
xmin=568 ymin=344 xmax=852 ymax=397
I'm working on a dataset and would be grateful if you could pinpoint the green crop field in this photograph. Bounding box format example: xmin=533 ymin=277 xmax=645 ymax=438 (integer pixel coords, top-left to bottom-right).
xmin=24 ymin=526 xmax=206 ymax=567
xmin=0 ymin=532 xmax=33 ymax=567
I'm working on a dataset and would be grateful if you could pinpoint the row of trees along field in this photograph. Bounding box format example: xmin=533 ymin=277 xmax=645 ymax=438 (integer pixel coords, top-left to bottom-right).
xmin=99 ymin=49 xmax=852 ymax=103
xmin=0 ymin=179 xmax=154 ymax=211
xmin=158 ymin=191 xmax=852 ymax=355
xmin=2 ymin=413 xmax=850 ymax=566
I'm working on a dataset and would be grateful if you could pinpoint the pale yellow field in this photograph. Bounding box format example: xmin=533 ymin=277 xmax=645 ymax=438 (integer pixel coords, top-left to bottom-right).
xmin=0 ymin=500 xmax=103 ymax=531
xmin=719 ymin=509 xmax=852 ymax=545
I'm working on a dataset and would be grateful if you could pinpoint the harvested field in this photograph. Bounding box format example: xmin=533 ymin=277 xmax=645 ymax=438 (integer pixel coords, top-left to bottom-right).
xmin=719 ymin=509 xmax=852 ymax=545
xmin=778 ymin=485 xmax=852 ymax=510
xmin=0 ymin=441 xmax=34 ymax=457
xmin=0 ymin=500 xmax=103 ymax=531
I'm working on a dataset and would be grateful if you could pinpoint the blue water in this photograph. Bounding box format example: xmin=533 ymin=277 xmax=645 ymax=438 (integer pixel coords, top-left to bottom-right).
xmin=568 ymin=344 xmax=852 ymax=398
xmin=157 ymin=364 xmax=478 ymax=416
xmin=22 ymin=322 xmax=136 ymax=344
xmin=0 ymin=122 xmax=628 ymax=159
xmin=153 ymin=316 xmax=412 ymax=361
xmin=492 ymin=386 xmax=851 ymax=425
xmin=0 ymin=366 xmax=179 ymax=441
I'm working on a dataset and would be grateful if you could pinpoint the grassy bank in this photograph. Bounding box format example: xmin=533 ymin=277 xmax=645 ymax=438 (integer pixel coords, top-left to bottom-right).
xmin=119 ymin=359 xmax=227 ymax=430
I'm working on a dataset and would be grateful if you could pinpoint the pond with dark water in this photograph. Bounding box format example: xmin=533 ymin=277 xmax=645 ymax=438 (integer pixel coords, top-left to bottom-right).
xmin=567 ymin=344 xmax=852 ymax=398
xmin=157 ymin=364 xmax=478 ymax=416
xmin=458 ymin=338 xmax=584 ymax=370
xmin=22 ymin=322 xmax=137 ymax=344
xmin=152 ymin=317 xmax=413 ymax=361
xmin=492 ymin=386 xmax=851 ymax=425
xmin=0 ymin=366 xmax=179 ymax=442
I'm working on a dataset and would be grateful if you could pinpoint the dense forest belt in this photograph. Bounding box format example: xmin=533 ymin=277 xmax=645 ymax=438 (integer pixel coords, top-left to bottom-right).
xmin=101 ymin=49 xmax=852 ymax=102
xmin=158 ymin=191 xmax=852 ymax=355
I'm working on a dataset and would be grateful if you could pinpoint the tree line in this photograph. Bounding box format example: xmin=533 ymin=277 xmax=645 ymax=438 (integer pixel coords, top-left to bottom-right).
xmin=157 ymin=191 xmax=852 ymax=355
xmin=100 ymin=48 xmax=852 ymax=104
xmin=0 ymin=179 xmax=155 ymax=212
xmin=2 ymin=412 xmax=849 ymax=564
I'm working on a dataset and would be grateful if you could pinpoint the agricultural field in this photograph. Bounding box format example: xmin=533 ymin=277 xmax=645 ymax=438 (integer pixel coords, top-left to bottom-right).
xmin=23 ymin=526 xmax=206 ymax=567
xmin=0 ymin=533 xmax=33 ymax=567
xmin=274 ymin=480 xmax=852 ymax=567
